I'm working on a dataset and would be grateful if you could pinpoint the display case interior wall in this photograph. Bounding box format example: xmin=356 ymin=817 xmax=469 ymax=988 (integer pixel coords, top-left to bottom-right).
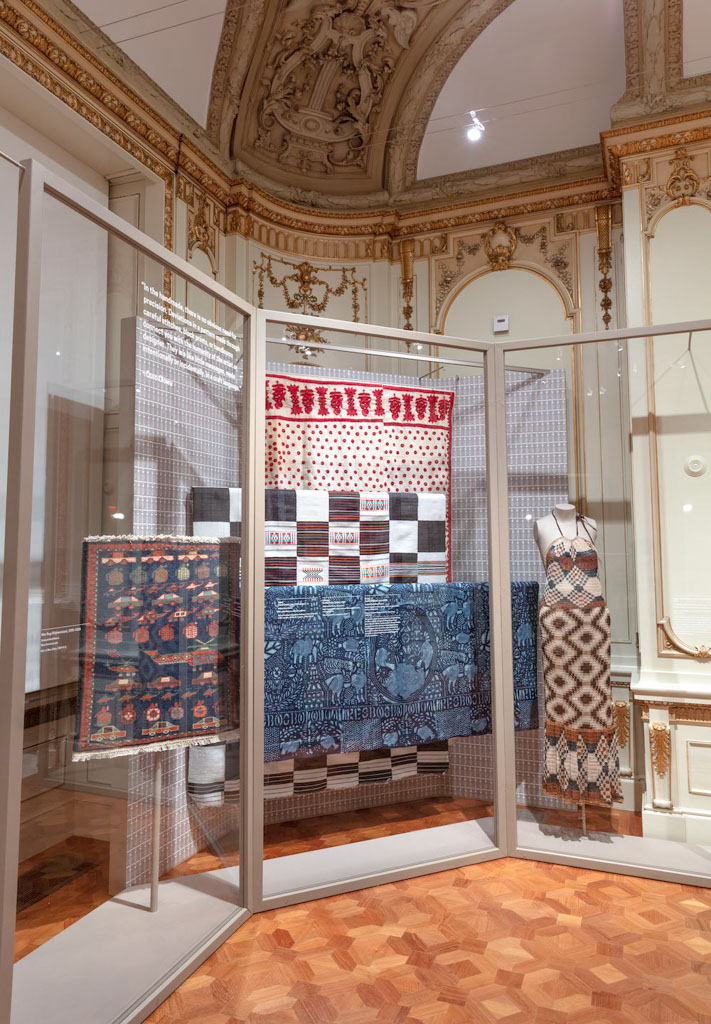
xmin=635 ymin=198 xmax=711 ymax=844
xmin=13 ymin=192 xmax=244 ymax=1003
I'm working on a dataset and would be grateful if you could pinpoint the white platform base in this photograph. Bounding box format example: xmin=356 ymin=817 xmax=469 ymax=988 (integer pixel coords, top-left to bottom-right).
xmin=642 ymin=805 xmax=711 ymax=844
xmin=517 ymin=817 xmax=711 ymax=882
xmin=263 ymin=816 xmax=497 ymax=900
xmin=12 ymin=869 xmax=243 ymax=1024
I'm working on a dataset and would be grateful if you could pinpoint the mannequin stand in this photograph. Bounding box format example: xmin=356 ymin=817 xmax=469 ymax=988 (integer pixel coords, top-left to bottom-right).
xmin=580 ymin=801 xmax=587 ymax=836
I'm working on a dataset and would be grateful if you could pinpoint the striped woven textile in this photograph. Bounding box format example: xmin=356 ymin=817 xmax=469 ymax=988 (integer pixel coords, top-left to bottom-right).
xmin=188 ymin=742 xmax=449 ymax=806
xmin=192 ymin=487 xmax=449 ymax=585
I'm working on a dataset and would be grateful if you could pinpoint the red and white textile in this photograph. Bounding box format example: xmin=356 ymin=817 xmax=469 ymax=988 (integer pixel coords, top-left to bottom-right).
xmin=265 ymin=373 xmax=454 ymax=574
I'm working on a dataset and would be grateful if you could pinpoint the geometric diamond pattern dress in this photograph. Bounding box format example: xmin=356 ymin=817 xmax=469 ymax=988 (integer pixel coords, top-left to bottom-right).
xmin=540 ymin=513 xmax=622 ymax=806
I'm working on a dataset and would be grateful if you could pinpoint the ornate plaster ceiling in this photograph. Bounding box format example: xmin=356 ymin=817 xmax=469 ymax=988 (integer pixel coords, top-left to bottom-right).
xmin=56 ymin=0 xmax=711 ymax=210
xmin=418 ymin=0 xmax=626 ymax=179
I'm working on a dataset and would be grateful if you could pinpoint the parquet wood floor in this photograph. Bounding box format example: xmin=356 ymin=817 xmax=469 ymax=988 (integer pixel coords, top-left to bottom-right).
xmin=146 ymin=856 xmax=711 ymax=1024
xmin=14 ymin=794 xmax=644 ymax=964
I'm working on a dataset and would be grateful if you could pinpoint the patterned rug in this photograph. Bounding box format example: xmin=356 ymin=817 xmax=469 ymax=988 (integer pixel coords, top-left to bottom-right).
xmin=75 ymin=537 xmax=240 ymax=759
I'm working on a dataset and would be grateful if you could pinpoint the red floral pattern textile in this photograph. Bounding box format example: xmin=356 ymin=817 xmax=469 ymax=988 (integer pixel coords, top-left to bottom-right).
xmin=265 ymin=374 xmax=454 ymax=576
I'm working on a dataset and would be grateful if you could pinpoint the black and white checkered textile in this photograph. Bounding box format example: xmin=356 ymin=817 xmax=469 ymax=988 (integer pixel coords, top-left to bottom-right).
xmin=187 ymin=742 xmax=449 ymax=806
xmin=191 ymin=487 xmax=449 ymax=584
xmin=265 ymin=743 xmax=450 ymax=798
xmin=192 ymin=487 xmax=242 ymax=538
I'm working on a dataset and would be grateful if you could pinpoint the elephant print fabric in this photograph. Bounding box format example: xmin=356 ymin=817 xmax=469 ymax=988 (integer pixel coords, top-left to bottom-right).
xmin=264 ymin=583 xmax=476 ymax=761
xmin=263 ymin=581 xmax=539 ymax=762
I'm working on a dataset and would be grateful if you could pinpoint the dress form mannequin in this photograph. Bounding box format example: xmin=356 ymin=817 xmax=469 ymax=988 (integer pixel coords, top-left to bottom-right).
xmin=533 ymin=503 xmax=609 ymax=837
xmin=533 ymin=502 xmax=597 ymax=563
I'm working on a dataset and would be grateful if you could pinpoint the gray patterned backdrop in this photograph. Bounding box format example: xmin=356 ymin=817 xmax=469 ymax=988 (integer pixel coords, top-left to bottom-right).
xmin=124 ymin=328 xmax=568 ymax=885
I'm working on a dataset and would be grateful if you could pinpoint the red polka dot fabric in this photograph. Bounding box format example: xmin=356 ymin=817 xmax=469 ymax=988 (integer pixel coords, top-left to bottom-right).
xmin=265 ymin=375 xmax=454 ymax=572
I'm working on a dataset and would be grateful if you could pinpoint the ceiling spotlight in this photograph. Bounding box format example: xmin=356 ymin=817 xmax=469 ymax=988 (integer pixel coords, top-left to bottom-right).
xmin=467 ymin=110 xmax=485 ymax=142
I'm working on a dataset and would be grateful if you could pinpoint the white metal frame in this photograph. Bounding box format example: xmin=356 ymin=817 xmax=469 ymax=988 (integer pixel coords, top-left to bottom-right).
xmin=250 ymin=311 xmax=508 ymax=914
xmin=493 ymin=324 xmax=711 ymax=888
xmin=2 ymin=159 xmax=711 ymax=1024
xmin=0 ymin=161 xmax=260 ymax=1024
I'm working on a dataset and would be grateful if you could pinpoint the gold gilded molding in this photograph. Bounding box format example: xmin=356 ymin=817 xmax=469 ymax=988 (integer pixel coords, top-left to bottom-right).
xmin=640 ymin=701 xmax=711 ymax=725
xmin=594 ymin=204 xmax=613 ymax=330
xmin=1 ymin=0 xmax=178 ymax=160
xmin=649 ymin=721 xmax=671 ymax=777
xmin=671 ymin=704 xmax=711 ymax=724
xmin=602 ymin=112 xmax=711 ymax=188
xmin=657 ymin=617 xmax=711 ymax=662
xmin=613 ymin=700 xmax=630 ymax=749
xmin=664 ymin=148 xmax=701 ymax=205
xmin=400 ymin=238 xmax=415 ymax=331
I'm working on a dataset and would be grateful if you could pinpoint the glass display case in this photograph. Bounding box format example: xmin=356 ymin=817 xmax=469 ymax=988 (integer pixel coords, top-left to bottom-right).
xmin=1 ymin=159 xmax=710 ymax=1024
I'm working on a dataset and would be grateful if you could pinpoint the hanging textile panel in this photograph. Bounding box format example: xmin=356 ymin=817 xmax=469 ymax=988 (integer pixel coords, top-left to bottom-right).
xmin=264 ymin=580 xmax=539 ymax=762
xmin=190 ymin=485 xmax=451 ymax=795
xmin=473 ymin=581 xmax=541 ymax=732
xmin=187 ymin=741 xmax=449 ymax=806
xmin=266 ymin=582 xmax=471 ymax=761
xmin=265 ymin=374 xmax=454 ymax=575
xmin=192 ymin=486 xmax=448 ymax=584
xmin=74 ymin=537 xmax=239 ymax=760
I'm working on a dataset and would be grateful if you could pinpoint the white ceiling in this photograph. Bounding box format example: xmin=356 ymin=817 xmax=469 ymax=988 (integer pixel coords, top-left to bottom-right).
xmin=73 ymin=0 xmax=226 ymax=126
xmin=683 ymin=0 xmax=711 ymax=78
xmin=417 ymin=0 xmax=626 ymax=180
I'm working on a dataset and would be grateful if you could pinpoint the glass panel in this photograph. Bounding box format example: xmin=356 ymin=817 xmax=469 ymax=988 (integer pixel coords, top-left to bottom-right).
xmin=652 ymin=331 xmax=711 ymax=652
xmin=12 ymin=191 xmax=245 ymax=1020
xmin=261 ymin=320 xmax=498 ymax=898
xmin=507 ymin=334 xmax=711 ymax=881
xmin=0 ymin=156 xmax=21 ymax=613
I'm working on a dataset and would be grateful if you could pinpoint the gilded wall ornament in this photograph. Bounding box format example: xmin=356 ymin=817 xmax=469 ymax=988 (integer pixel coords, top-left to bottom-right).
xmin=613 ymin=699 xmax=630 ymax=749
xmin=484 ymin=222 xmax=517 ymax=271
xmin=595 ymin=204 xmax=613 ymax=330
xmin=664 ymin=148 xmax=700 ymax=205
xmin=434 ymin=220 xmax=575 ymax=320
xmin=253 ymin=253 xmax=367 ymax=361
xmin=649 ymin=721 xmax=671 ymax=778
xmin=399 ymin=238 xmax=415 ymax=332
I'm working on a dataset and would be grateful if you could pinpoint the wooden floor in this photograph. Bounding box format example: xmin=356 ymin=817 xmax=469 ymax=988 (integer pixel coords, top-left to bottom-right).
xmin=146 ymin=857 xmax=711 ymax=1024
xmin=14 ymin=794 xmax=642 ymax=963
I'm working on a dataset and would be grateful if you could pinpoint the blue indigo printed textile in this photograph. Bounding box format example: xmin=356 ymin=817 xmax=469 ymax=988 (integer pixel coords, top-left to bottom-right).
xmin=471 ymin=582 xmax=540 ymax=732
xmin=264 ymin=582 xmax=475 ymax=761
xmin=263 ymin=581 xmax=539 ymax=761
xmin=74 ymin=537 xmax=239 ymax=759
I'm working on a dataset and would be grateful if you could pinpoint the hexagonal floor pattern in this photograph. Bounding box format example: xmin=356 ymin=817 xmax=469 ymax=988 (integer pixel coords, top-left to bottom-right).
xmin=145 ymin=856 xmax=711 ymax=1024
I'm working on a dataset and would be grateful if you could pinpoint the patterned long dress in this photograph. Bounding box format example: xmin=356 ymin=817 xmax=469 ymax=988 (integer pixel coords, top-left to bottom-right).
xmin=540 ymin=513 xmax=622 ymax=806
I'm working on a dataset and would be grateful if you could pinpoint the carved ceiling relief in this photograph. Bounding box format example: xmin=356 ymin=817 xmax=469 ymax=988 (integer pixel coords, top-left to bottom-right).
xmin=249 ymin=0 xmax=437 ymax=179
xmin=433 ymin=219 xmax=576 ymax=319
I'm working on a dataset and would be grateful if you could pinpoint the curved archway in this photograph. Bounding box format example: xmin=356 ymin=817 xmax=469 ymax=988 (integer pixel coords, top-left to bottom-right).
xmin=441 ymin=267 xmax=572 ymax=342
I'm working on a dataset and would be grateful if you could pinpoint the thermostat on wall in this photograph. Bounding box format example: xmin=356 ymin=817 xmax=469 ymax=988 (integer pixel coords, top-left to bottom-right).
xmin=493 ymin=315 xmax=509 ymax=334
